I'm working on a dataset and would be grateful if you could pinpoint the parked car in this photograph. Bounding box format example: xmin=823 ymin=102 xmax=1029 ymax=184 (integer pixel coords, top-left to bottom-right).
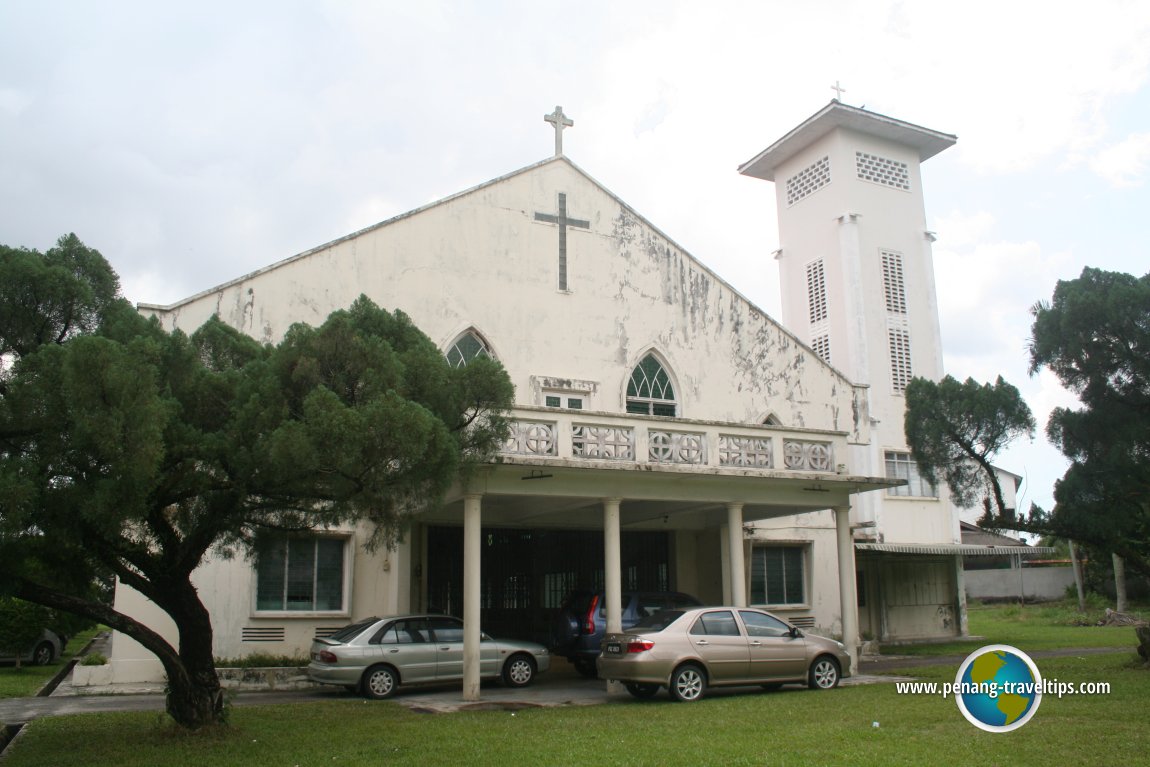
xmin=597 ymin=606 xmax=851 ymax=701
xmin=307 ymin=614 xmax=551 ymax=699
xmin=0 ymin=629 xmax=65 ymax=666
xmin=550 ymin=590 xmax=702 ymax=677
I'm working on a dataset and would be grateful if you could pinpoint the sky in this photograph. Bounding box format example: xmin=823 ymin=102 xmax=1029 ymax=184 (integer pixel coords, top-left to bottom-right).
xmin=3 ymin=0 xmax=1149 ymax=520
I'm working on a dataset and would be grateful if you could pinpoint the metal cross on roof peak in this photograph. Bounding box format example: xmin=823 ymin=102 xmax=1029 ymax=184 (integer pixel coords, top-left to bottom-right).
xmin=544 ymin=106 xmax=573 ymax=156
xmin=831 ymin=81 xmax=847 ymax=101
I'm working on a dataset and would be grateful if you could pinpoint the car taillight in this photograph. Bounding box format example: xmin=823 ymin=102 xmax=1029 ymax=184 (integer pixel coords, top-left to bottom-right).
xmin=627 ymin=639 xmax=654 ymax=653
xmin=318 ymin=650 xmax=338 ymax=663
xmin=583 ymin=594 xmax=600 ymax=635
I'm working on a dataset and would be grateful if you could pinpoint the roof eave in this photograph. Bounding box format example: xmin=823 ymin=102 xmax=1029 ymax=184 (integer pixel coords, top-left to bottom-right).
xmin=737 ymin=100 xmax=957 ymax=182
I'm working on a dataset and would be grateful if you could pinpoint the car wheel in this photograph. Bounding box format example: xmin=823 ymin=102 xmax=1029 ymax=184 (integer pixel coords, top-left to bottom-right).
xmin=668 ymin=664 xmax=706 ymax=702
xmin=31 ymin=642 xmax=54 ymax=666
xmin=808 ymin=656 xmax=841 ymax=689
xmin=362 ymin=665 xmax=399 ymax=700
xmin=502 ymin=654 xmax=536 ymax=687
xmin=572 ymin=657 xmax=598 ymax=678
xmin=625 ymin=683 xmax=660 ymax=700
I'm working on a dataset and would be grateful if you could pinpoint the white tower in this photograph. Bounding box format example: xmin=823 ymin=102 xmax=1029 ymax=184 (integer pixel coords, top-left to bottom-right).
xmin=739 ymin=100 xmax=956 ymax=534
xmin=740 ymin=100 xmax=963 ymax=639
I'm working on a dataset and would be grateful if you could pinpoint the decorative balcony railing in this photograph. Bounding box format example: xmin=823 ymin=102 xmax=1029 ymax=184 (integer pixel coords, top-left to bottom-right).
xmin=499 ymin=408 xmax=843 ymax=474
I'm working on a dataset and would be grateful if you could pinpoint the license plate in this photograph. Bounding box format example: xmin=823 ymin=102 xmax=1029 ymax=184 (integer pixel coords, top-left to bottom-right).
xmin=605 ymin=643 xmax=622 ymax=654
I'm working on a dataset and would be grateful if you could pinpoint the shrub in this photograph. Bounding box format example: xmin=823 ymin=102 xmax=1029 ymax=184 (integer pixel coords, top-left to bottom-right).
xmin=213 ymin=653 xmax=309 ymax=668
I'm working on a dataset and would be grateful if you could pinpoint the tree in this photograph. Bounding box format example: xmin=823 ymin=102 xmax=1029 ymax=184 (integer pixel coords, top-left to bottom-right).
xmin=0 ymin=598 xmax=51 ymax=670
xmin=1024 ymin=267 xmax=1150 ymax=580
xmin=0 ymin=235 xmax=514 ymax=728
xmin=904 ymin=374 xmax=1036 ymax=520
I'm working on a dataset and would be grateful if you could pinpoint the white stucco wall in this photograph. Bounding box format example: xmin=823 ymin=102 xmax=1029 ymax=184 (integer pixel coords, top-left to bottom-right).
xmin=143 ymin=159 xmax=863 ymax=439
xmin=112 ymin=156 xmax=893 ymax=681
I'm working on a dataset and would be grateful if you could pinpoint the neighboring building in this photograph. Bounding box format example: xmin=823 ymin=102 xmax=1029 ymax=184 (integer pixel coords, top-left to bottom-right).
xmin=960 ymin=523 xmax=1068 ymax=603
xmin=109 ymin=101 xmax=1000 ymax=688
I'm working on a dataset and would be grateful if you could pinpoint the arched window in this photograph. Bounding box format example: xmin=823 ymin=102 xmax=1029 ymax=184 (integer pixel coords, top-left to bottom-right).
xmin=626 ymin=354 xmax=677 ymax=416
xmin=445 ymin=331 xmax=491 ymax=368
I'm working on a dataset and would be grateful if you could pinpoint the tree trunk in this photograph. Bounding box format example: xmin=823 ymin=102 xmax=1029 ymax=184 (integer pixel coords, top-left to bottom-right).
xmin=155 ymin=581 xmax=224 ymax=729
xmin=163 ymin=658 xmax=224 ymax=729
xmin=1113 ymin=552 xmax=1128 ymax=613
xmin=1136 ymin=626 xmax=1150 ymax=663
xmin=13 ymin=575 xmax=224 ymax=729
xmin=1070 ymin=541 xmax=1087 ymax=612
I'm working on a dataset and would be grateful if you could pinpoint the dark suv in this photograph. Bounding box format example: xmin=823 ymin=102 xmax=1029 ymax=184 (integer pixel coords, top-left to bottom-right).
xmin=550 ymin=590 xmax=702 ymax=676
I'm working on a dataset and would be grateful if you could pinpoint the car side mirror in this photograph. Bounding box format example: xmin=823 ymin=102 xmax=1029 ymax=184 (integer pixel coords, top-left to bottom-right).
xmin=789 ymin=627 xmax=803 ymax=638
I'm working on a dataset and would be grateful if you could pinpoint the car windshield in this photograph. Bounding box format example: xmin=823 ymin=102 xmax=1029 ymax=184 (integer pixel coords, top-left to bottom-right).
xmin=326 ymin=618 xmax=379 ymax=643
xmin=633 ymin=609 xmax=684 ymax=631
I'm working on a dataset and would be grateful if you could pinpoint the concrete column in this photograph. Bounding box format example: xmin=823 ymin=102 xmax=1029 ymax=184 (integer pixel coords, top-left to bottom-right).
xmin=603 ymin=497 xmax=623 ymax=696
xmin=727 ymin=503 xmax=747 ymax=607
xmin=463 ymin=493 xmax=482 ymax=701
xmin=603 ymin=498 xmax=623 ymax=634
xmin=954 ymin=556 xmax=970 ymax=636
xmin=834 ymin=506 xmax=860 ymax=672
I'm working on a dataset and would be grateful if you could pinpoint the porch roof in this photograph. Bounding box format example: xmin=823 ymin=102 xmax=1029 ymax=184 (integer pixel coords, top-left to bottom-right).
xmin=856 ymin=543 xmax=1057 ymax=556
xmin=432 ymin=457 xmax=897 ymax=531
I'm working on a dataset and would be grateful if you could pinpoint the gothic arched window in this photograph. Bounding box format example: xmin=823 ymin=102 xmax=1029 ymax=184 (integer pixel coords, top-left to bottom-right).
xmin=626 ymin=354 xmax=677 ymax=417
xmin=445 ymin=331 xmax=491 ymax=368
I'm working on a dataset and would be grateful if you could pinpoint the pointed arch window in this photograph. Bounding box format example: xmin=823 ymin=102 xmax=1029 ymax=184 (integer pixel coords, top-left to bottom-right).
xmin=626 ymin=354 xmax=677 ymax=417
xmin=446 ymin=331 xmax=491 ymax=368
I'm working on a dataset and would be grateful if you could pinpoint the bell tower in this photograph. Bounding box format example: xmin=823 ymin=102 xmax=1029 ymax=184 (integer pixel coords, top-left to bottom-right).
xmin=739 ymin=101 xmax=957 ymax=542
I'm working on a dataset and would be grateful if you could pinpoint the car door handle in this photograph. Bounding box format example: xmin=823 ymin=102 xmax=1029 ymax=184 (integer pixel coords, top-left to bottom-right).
xmin=750 ymin=641 xmax=762 ymax=647
xmin=388 ymin=648 xmax=399 ymax=654
xmin=695 ymin=640 xmax=709 ymax=646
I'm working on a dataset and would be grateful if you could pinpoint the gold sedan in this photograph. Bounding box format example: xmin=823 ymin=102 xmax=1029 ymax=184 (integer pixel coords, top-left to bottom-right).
xmin=597 ymin=606 xmax=851 ymax=701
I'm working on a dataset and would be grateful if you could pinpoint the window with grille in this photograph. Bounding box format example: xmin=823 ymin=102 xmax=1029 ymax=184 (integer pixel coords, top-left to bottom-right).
xmin=884 ymin=451 xmax=938 ymax=498
xmin=806 ymin=259 xmax=828 ymax=324
xmin=256 ymin=535 xmax=346 ymax=612
xmin=856 ymin=151 xmax=910 ymax=190
xmin=626 ymin=354 xmax=677 ymax=417
xmin=881 ymin=251 xmax=907 ymax=314
xmin=445 ymin=331 xmax=491 ymax=367
xmin=812 ymin=334 xmax=831 ymax=364
xmin=888 ymin=325 xmax=912 ymax=393
xmin=785 ymin=155 xmax=831 ymax=206
xmin=750 ymin=546 xmax=806 ymax=605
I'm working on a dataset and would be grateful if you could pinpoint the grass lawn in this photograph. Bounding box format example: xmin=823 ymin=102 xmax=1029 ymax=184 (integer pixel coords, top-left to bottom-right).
xmin=5 ymin=652 xmax=1145 ymax=767
xmin=0 ymin=628 xmax=102 ymax=699
xmin=4 ymin=603 xmax=1147 ymax=766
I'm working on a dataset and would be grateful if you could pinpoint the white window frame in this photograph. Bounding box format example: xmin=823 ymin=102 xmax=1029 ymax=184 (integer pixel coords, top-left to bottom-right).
xmin=884 ymin=451 xmax=939 ymax=498
xmin=252 ymin=534 xmax=352 ymax=617
xmin=750 ymin=544 xmax=809 ymax=608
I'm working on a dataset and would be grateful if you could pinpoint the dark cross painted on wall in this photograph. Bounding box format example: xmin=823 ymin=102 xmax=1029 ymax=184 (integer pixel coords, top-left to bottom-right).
xmin=534 ymin=193 xmax=590 ymax=291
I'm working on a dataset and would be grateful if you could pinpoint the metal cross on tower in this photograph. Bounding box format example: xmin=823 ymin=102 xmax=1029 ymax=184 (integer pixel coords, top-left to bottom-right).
xmin=544 ymin=106 xmax=573 ymax=156
xmin=830 ymin=81 xmax=847 ymax=101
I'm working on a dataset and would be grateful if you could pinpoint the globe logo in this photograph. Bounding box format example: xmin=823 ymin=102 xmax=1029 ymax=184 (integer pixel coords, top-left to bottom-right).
xmin=954 ymin=644 xmax=1043 ymax=732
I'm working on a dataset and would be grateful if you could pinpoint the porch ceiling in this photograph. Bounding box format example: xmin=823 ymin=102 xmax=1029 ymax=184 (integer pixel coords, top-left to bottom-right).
xmin=422 ymin=459 xmax=897 ymax=531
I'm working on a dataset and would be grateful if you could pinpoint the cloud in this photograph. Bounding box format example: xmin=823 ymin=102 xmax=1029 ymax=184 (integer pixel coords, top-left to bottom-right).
xmin=1090 ymin=132 xmax=1150 ymax=187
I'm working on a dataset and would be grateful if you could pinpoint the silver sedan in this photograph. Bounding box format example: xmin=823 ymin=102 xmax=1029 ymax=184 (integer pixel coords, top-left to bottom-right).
xmin=597 ymin=606 xmax=851 ymax=701
xmin=308 ymin=614 xmax=550 ymax=699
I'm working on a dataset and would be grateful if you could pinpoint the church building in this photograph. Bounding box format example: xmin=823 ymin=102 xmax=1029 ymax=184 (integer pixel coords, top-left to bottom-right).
xmin=109 ymin=100 xmax=1013 ymax=691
